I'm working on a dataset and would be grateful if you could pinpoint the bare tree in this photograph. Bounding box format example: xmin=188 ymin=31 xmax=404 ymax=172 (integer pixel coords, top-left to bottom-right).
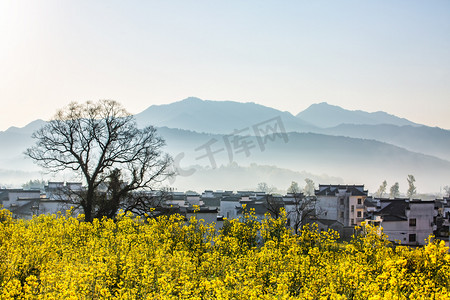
xmin=263 ymin=194 xmax=285 ymax=219
xmin=444 ymin=186 xmax=450 ymax=197
xmin=287 ymin=194 xmax=322 ymax=234
xmin=26 ymin=100 xmax=173 ymax=221
xmin=257 ymin=182 xmax=276 ymax=194
xmin=285 ymin=181 xmax=322 ymax=234
xmin=287 ymin=181 xmax=300 ymax=194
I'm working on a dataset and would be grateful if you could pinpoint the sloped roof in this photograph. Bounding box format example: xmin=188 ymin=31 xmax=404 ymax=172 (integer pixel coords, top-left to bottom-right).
xmin=364 ymin=198 xmax=377 ymax=207
xmin=202 ymin=197 xmax=221 ymax=207
xmin=9 ymin=200 xmax=39 ymax=217
xmin=315 ymin=184 xmax=367 ymax=196
xmin=376 ymin=200 xmax=408 ymax=222
xmin=237 ymin=201 xmax=276 ymax=216
xmin=221 ymin=196 xmax=240 ymax=202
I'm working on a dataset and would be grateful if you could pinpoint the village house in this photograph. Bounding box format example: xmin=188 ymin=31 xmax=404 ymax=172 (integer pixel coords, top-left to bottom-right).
xmin=435 ymin=197 xmax=450 ymax=239
xmin=370 ymin=198 xmax=438 ymax=246
xmin=0 ymin=188 xmax=41 ymax=219
xmin=315 ymin=184 xmax=368 ymax=227
xmin=3 ymin=180 xmax=447 ymax=248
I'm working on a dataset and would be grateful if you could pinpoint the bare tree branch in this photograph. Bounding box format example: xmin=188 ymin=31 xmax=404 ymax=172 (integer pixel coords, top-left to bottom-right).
xmin=26 ymin=100 xmax=174 ymax=221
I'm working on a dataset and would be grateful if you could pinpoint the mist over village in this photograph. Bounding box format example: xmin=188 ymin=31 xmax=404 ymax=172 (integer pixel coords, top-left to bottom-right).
xmin=2 ymin=96 xmax=450 ymax=243
xmin=1 ymin=1 xmax=450 ymax=298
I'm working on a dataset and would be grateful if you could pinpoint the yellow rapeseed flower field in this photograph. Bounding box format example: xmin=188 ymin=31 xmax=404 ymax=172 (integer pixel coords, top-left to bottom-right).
xmin=0 ymin=208 xmax=449 ymax=299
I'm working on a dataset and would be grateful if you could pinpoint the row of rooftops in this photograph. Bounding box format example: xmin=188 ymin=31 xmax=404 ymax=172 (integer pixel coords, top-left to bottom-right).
xmin=315 ymin=184 xmax=368 ymax=196
xmin=2 ymin=183 xmax=448 ymax=207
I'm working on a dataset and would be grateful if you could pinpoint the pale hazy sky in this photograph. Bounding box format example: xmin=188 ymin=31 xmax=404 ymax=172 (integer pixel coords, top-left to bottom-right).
xmin=1 ymin=0 xmax=449 ymax=131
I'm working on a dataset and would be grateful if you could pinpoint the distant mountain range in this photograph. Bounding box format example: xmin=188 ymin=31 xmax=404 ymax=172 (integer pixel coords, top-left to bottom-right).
xmin=296 ymin=102 xmax=418 ymax=128
xmin=156 ymin=127 xmax=450 ymax=193
xmin=319 ymin=124 xmax=450 ymax=162
xmin=134 ymin=97 xmax=316 ymax=134
xmin=1 ymin=97 xmax=449 ymax=193
xmin=136 ymin=97 xmax=450 ymax=162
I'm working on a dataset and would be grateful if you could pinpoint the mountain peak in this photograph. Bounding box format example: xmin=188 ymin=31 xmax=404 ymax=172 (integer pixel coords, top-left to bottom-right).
xmin=4 ymin=119 xmax=46 ymax=134
xmin=135 ymin=97 xmax=315 ymax=134
xmin=181 ymin=97 xmax=203 ymax=103
xmin=297 ymin=103 xmax=417 ymax=128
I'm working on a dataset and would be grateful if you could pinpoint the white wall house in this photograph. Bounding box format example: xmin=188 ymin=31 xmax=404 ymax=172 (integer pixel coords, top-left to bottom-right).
xmin=0 ymin=189 xmax=41 ymax=219
xmin=315 ymin=185 xmax=368 ymax=227
xmin=219 ymin=196 xmax=241 ymax=219
xmin=376 ymin=199 xmax=437 ymax=246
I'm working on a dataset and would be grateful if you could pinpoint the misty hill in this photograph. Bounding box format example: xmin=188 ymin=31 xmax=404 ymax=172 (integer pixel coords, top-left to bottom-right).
xmin=320 ymin=124 xmax=450 ymax=162
xmin=296 ymin=102 xmax=418 ymax=128
xmin=156 ymin=127 xmax=450 ymax=192
xmin=3 ymin=119 xmax=47 ymax=135
xmin=135 ymin=97 xmax=316 ymax=134
xmin=0 ymin=120 xmax=46 ymax=168
xmin=169 ymin=163 xmax=343 ymax=193
xmin=1 ymin=100 xmax=450 ymax=192
xmin=135 ymin=98 xmax=449 ymax=162
xmin=2 ymin=121 xmax=450 ymax=192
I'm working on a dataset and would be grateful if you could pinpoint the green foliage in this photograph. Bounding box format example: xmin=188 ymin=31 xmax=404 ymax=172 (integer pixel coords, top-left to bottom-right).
xmin=303 ymin=178 xmax=315 ymax=196
xmin=21 ymin=179 xmax=46 ymax=192
xmin=390 ymin=182 xmax=400 ymax=198
xmin=407 ymin=174 xmax=417 ymax=199
xmin=377 ymin=180 xmax=387 ymax=197
xmin=287 ymin=181 xmax=300 ymax=194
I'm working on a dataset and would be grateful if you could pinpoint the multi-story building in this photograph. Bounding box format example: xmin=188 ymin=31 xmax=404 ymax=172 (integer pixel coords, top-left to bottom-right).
xmin=315 ymin=184 xmax=368 ymax=226
xmin=373 ymin=198 xmax=437 ymax=246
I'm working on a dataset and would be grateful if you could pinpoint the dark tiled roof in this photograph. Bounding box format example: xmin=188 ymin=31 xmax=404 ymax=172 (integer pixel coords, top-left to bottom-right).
xmin=377 ymin=200 xmax=408 ymax=222
xmin=346 ymin=186 xmax=368 ymax=196
xmin=221 ymin=196 xmax=240 ymax=202
xmin=202 ymin=197 xmax=221 ymax=207
xmin=315 ymin=185 xmax=367 ymax=196
xmin=9 ymin=200 xmax=39 ymax=217
xmin=237 ymin=201 xmax=276 ymax=216
xmin=364 ymin=198 xmax=377 ymax=207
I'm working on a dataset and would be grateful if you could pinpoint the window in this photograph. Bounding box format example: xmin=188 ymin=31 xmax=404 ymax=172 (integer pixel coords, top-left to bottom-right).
xmin=351 ymin=218 xmax=354 ymax=225
xmin=409 ymin=218 xmax=416 ymax=227
xmin=351 ymin=205 xmax=354 ymax=212
xmin=357 ymin=211 xmax=362 ymax=218
xmin=409 ymin=234 xmax=416 ymax=243
xmin=357 ymin=198 xmax=362 ymax=205
xmin=340 ymin=198 xmax=344 ymax=205
xmin=340 ymin=212 xmax=344 ymax=219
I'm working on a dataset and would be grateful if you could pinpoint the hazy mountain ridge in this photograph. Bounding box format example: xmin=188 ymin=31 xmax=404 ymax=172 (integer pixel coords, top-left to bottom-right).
xmin=135 ymin=97 xmax=317 ymax=134
xmin=3 ymin=119 xmax=47 ymax=134
xmin=296 ymin=102 xmax=418 ymax=128
xmin=135 ymin=98 xmax=450 ymax=162
xmin=318 ymin=123 xmax=450 ymax=161
xmin=1 ymin=98 xmax=449 ymax=192
xmin=169 ymin=163 xmax=344 ymax=193
xmin=156 ymin=128 xmax=450 ymax=192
